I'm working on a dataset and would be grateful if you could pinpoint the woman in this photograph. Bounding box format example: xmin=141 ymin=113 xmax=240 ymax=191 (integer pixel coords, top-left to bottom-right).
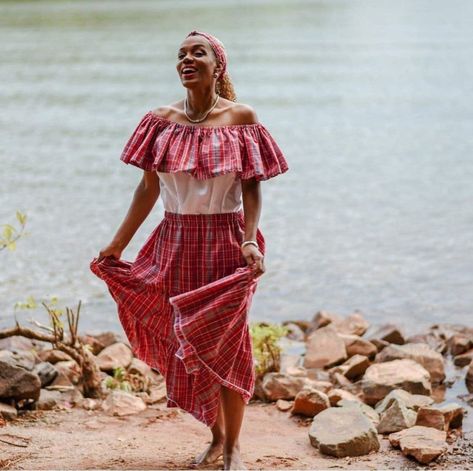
xmin=90 ymin=30 xmax=289 ymax=470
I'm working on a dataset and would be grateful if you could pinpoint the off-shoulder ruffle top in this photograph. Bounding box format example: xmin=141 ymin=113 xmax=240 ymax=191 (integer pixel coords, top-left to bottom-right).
xmin=119 ymin=111 xmax=289 ymax=181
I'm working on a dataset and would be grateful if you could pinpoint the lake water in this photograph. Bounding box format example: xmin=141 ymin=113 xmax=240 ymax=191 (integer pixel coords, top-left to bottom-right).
xmin=1 ymin=0 xmax=472 ymax=337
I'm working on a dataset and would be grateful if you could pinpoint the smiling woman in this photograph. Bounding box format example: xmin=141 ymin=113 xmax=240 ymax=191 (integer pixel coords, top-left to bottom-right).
xmin=89 ymin=29 xmax=289 ymax=470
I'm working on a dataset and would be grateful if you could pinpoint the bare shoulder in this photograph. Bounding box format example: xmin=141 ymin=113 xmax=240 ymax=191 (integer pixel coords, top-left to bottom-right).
xmin=151 ymin=102 xmax=182 ymax=119
xmin=228 ymin=102 xmax=259 ymax=125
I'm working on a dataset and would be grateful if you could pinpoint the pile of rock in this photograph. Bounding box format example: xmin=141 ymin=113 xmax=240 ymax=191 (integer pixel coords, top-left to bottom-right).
xmin=260 ymin=311 xmax=470 ymax=464
xmin=0 ymin=332 xmax=167 ymax=420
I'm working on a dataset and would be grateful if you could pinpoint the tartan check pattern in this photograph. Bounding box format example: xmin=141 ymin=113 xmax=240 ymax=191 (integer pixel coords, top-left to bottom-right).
xmin=119 ymin=111 xmax=289 ymax=181
xmin=90 ymin=210 xmax=266 ymax=427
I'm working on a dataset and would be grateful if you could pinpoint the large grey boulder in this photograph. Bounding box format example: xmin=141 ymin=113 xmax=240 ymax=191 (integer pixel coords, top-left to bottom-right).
xmin=376 ymin=343 xmax=445 ymax=384
xmin=362 ymin=359 xmax=431 ymax=405
xmin=0 ymin=360 xmax=41 ymax=401
xmin=309 ymin=407 xmax=380 ymax=457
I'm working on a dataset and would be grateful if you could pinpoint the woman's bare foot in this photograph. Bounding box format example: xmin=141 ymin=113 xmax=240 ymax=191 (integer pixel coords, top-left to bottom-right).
xmin=190 ymin=440 xmax=224 ymax=468
xmin=223 ymin=444 xmax=247 ymax=470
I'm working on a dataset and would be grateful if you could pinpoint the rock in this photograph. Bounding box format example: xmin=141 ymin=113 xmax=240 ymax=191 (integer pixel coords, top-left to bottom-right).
xmin=338 ymin=334 xmax=377 ymax=359
xmin=37 ymin=349 xmax=72 ymax=364
xmin=338 ymin=399 xmax=380 ymax=426
xmin=466 ymin=362 xmax=473 ymax=392
xmin=304 ymin=325 xmax=347 ymax=369
xmin=0 ymin=360 xmax=41 ymax=401
xmin=309 ymin=407 xmax=380 ymax=457
xmin=0 ymin=349 xmax=36 ymax=370
xmin=367 ymin=324 xmax=405 ymax=345
xmin=362 ymin=359 xmax=431 ymax=405
xmin=96 ymin=343 xmax=133 ymax=372
xmin=128 ymin=358 xmax=152 ymax=378
xmin=329 ymin=354 xmax=370 ymax=380
xmin=407 ymin=333 xmax=447 ymax=355
xmin=261 ymin=373 xmax=306 ymax=401
xmin=331 ymin=372 xmax=356 ymax=392
xmin=371 ymin=339 xmax=389 ymax=352
xmin=82 ymin=398 xmax=101 ymax=410
xmin=292 ymin=388 xmax=330 ymax=417
xmin=453 ymin=350 xmax=473 ymax=367
xmin=306 ymin=368 xmax=331 ymax=382
xmin=145 ymin=383 xmax=167 ymax=404
xmin=328 ymin=389 xmax=362 ymax=406
xmin=284 ymin=365 xmax=307 ymax=377
xmin=311 ymin=311 xmax=343 ymax=330
xmin=303 ymin=379 xmax=332 ymax=393
xmin=0 ymin=336 xmax=35 ymax=352
xmin=87 ymin=331 xmax=123 ymax=349
xmin=36 ymin=389 xmax=62 ymax=410
xmin=276 ymin=399 xmax=293 ymax=412
xmin=79 ymin=335 xmax=107 ymax=355
xmin=377 ymin=397 xmax=417 ymax=434
xmin=0 ymin=402 xmax=17 ymax=420
xmin=333 ymin=313 xmax=370 ymax=337
xmin=54 ymin=360 xmax=81 ymax=384
xmin=389 ymin=426 xmax=447 ymax=464
xmin=47 ymin=371 xmax=74 ymax=388
xmin=32 ymin=362 xmax=58 ymax=387
xmin=416 ymin=403 xmax=464 ymax=431
xmin=376 ymin=343 xmax=445 ymax=384
xmin=448 ymin=334 xmax=472 ymax=356
xmin=102 ymin=390 xmax=147 ymax=416
xmin=280 ymin=354 xmax=304 ymax=374
xmin=375 ymin=389 xmax=434 ymax=414
xmin=282 ymin=322 xmax=305 ymax=341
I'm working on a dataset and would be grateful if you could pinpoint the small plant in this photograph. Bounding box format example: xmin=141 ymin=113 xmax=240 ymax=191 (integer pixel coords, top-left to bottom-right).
xmin=1 ymin=211 xmax=27 ymax=251
xmin=103 ymin=366 xmax=149 ymax=393
xmin=250 ymin=322 xmax=289 ymax=379
xmin=104 ymin=367 xmax=132 ymax=392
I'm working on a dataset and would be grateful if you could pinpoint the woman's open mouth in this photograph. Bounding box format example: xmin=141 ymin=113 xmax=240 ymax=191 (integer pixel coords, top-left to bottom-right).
xmin=182 ymin=67 xmax=197 ymax=77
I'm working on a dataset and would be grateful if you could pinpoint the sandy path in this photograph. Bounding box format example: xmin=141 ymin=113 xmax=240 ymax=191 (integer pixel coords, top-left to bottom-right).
xmin=0 ymin=401 xmax=469 ymax=470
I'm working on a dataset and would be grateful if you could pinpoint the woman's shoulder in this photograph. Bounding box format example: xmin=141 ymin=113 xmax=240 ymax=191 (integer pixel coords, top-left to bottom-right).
xmin=151 ymin=100 xmax=259 ymax=126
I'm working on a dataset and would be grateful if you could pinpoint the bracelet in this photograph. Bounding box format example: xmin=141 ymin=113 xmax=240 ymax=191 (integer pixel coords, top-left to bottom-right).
xmin=241 ymin=240 xmax=259 ymax=249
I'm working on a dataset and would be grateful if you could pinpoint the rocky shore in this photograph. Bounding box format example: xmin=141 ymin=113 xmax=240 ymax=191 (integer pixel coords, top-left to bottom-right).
xmin=0 ymin=310 xmax=472 ymax=469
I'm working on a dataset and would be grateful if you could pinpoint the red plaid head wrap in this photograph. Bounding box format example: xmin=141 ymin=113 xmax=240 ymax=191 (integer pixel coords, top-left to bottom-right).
xmin=185 ymin=30 xmax=228 ymax=80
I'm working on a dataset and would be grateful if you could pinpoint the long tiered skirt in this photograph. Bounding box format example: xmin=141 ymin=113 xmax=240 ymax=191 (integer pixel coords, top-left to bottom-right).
xmin=89 ymin=210 xmax=265 ymax=427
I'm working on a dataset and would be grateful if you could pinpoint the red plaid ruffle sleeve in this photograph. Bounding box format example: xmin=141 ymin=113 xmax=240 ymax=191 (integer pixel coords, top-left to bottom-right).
xmin=119 ymin=111 xmax=289 ymax=181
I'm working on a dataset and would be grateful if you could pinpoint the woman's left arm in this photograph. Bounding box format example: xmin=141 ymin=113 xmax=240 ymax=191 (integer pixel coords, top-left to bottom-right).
xmin=241 ymin=178 xmax=265 ymax=277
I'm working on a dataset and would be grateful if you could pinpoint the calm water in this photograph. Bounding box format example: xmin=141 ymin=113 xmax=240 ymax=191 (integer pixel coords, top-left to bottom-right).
xmin=1 ymin=0 xmax=472 ymax=337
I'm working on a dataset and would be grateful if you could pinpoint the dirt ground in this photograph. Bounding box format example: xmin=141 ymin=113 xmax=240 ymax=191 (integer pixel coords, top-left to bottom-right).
xmin=0 ymin=401 xmax=471 ymax=470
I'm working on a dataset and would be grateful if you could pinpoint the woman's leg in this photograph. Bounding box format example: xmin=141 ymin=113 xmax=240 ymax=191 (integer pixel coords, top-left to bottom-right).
xmin=221 ymin=385 xmax=247 ymax=470
xmin=190 ymin=396 xmax=225 ymax=467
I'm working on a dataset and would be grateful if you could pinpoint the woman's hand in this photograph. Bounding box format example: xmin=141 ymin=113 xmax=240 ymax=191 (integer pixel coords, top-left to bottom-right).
xmin=241 ymin=244 xmax=265 ymax=278
xmin=96 ymin=241 xmax=125 ymax=262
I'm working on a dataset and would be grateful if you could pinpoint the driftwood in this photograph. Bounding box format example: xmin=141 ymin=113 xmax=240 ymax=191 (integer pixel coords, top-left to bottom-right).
xmin=0 ymin=301 xmax=104 ymax=399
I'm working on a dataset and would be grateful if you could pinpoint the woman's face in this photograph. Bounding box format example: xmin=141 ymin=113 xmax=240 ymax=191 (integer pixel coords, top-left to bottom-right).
xmin=176 ymin=36 xmax=221 ymax=89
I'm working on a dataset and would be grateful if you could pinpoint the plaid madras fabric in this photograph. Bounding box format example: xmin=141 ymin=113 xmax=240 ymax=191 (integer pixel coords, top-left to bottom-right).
xmin=119 ymin=111 xmax=289 ymax=181
xmin=90 ymin=210 xmax=265 ymax=427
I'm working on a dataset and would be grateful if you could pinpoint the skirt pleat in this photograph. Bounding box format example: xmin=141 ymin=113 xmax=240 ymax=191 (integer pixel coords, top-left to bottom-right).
xmin=90 ymin=209 xmax=265 ymax=427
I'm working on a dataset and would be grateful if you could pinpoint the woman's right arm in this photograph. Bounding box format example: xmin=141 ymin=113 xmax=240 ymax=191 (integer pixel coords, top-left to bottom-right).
xmin=97 ymin=170 xmax=160 ymax=260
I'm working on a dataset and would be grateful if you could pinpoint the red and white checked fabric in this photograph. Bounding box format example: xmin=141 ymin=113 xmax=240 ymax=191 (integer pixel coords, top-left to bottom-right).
xmin=90 ymin=210 xmax=266 ymax=427
xmin=119 ymin=111 xmax=289 ymax=181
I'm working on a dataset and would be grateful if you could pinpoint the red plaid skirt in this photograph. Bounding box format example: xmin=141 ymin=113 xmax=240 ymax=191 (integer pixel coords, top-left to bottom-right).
xmin=90 ymin=210 xmax=265 ymax=427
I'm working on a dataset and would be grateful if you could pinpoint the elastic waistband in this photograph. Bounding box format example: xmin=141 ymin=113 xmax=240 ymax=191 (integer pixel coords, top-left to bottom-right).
xmin=164 ymin=210 xmax=243 ymax=226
